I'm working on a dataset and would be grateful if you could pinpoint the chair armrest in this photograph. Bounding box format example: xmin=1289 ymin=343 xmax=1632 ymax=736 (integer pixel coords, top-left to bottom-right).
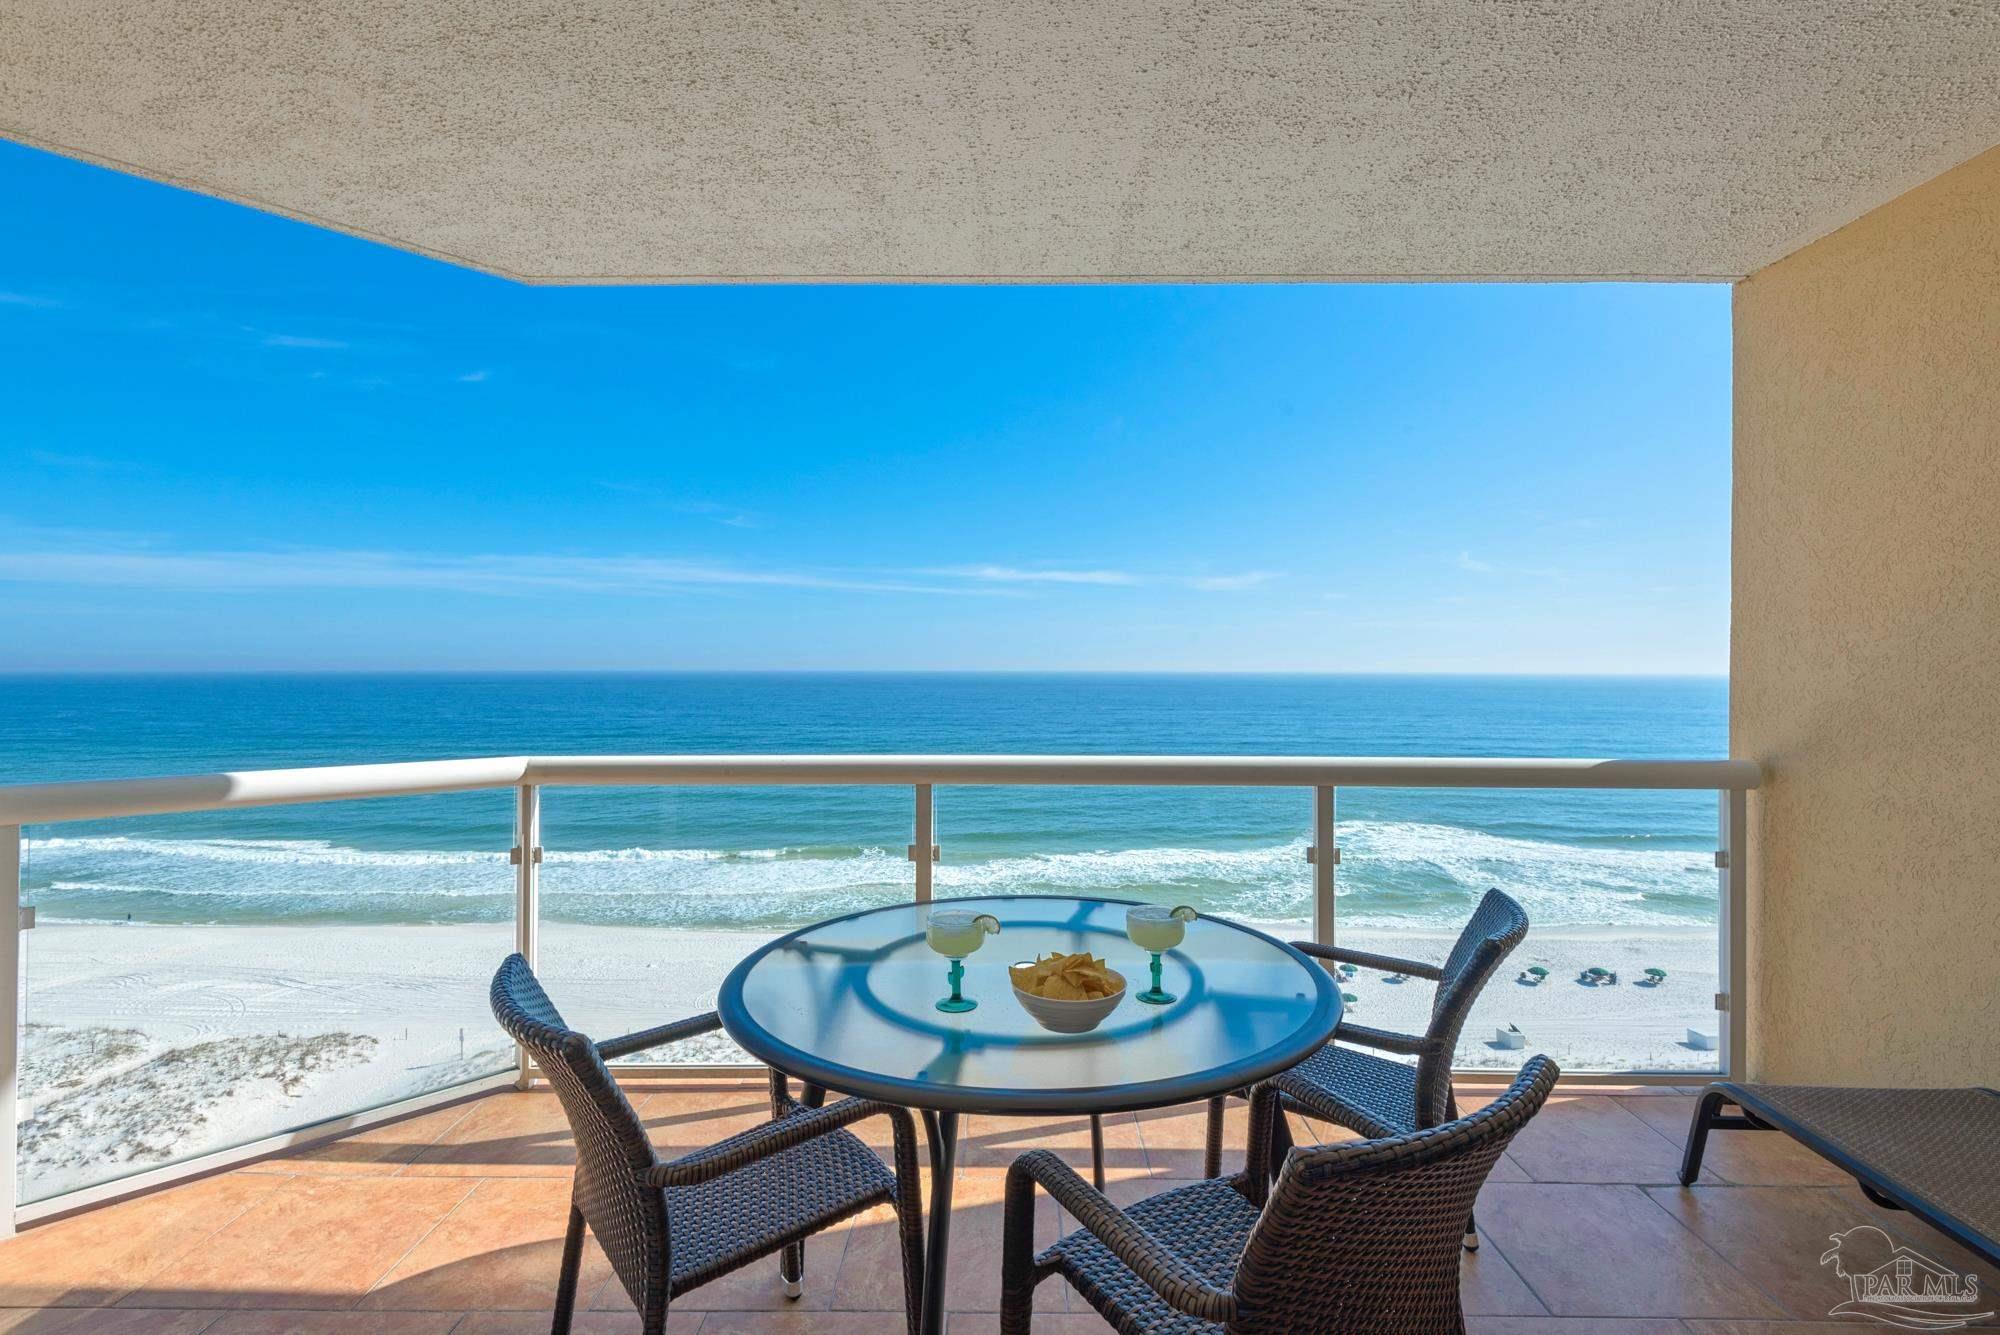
xmin=596 ymin=1011 xmax=723 ymax=1062
xmin=1292 ymin=941 xmax=1444 ymax=981
xmin=1005 ymin=1150 xmax=1238 ymax=1323
xmin=1334 ymin=1020 xmax=1427 ymax=1056
xmin=645 ymin=1096 xmax=908 ymax=1188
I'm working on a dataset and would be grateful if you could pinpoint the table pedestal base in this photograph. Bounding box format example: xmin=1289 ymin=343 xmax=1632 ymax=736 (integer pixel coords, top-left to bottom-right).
xmin=919 ymin=1109 xmax=960 ymax=1335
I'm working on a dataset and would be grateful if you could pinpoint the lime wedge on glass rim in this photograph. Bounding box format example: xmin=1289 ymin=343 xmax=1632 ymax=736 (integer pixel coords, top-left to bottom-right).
xmin=972 ymin=913 xmax=1001 ymax=934
xmin=1169 ymin=905 xmax=1198 ymax=922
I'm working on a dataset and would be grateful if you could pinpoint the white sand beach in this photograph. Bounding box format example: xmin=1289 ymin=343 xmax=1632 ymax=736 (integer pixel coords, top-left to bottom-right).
xmin=18 ymin=917 xmax=1719 ymax=1202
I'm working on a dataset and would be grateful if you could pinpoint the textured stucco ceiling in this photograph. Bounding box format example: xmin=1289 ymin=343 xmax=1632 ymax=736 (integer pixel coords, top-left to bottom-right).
xmin=3 ymin=2 xmax=1998 ymax=284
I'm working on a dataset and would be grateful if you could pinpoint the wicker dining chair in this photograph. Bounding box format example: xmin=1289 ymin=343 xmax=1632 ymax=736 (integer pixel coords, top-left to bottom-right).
xmin=1003 ymin=1054 xmax=1559 ymax=1334
xmin=1203 ymin=887 xmax=1529 ymax=1248
xmin=489 ymin=953 xmax=925 ymax=1335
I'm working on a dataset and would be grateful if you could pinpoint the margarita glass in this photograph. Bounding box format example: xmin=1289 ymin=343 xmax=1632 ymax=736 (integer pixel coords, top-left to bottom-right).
xmin=1126 ymin=904 xmax=1198 ymax=1004
xmin=926 ymin=908 xmax=1001 ymax=1012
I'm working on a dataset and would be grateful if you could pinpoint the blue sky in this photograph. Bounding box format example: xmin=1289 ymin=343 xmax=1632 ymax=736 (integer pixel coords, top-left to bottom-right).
xmin=0 ymin=140 xmax=1731 ymax=674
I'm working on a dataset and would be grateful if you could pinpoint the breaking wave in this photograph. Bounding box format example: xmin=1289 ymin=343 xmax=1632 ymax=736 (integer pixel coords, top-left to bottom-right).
xmin=25 ymin=822 xmax=1717 ymax=931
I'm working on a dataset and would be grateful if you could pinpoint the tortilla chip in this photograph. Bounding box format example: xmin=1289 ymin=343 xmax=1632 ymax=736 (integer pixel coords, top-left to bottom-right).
xmin=1042 ymin=972 xmax=1089 ymax=1000
xmin=1012 ymin=951 xmax=1122 ymax=999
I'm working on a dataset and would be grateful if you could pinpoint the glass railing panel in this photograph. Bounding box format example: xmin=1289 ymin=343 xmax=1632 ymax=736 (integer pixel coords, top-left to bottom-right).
xmin=17 ymin=791 xmax=517 ymax=1204
xmin=1333 ymin=786 xmax=1723 ymax=1074
xmin=533 ymin=784 xmax=914 ymax=1064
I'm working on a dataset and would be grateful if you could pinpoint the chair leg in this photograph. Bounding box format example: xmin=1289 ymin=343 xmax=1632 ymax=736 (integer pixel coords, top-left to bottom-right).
xmin=1203 ymin=1095 xmax=1227 ymax=1179
xmin=1000 ymin=1160 xmax=1042 ymax=1335
xmin=1089 ymin=1112 xmax=1106 ymax=1189
xmin=551 ymin=1204 xmax=584 ymax=1335
xmin=884 ymin=1106 xmax=927 ymax=1335
xmin=1267 ymin=1096 xmax=1295 ymax=1182
xmin=1680 ymin=1088 xmax=1727 ymax=1186
xmin=779 ymin=1240 xmax=805 ymax=1299
xmin=769 ymin=1070 xmax=806 ymax=1298
xmin=1463 ymin=1206 xmax=1480 ymax=1250
xmin=768 ymin=1067 xmax=833 ymax=1297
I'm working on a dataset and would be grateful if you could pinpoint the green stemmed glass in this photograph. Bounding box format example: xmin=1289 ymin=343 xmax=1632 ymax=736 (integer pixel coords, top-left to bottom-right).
xmin=1126 ymin=904 xmax=1198 ymax=1005
xmin=926 ymin=909 xmax=1001 ymax=1012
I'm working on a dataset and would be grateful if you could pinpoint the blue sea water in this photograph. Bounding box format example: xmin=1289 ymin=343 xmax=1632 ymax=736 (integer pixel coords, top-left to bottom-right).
xmin=1 ymin=673 xmax=1727 ymax=933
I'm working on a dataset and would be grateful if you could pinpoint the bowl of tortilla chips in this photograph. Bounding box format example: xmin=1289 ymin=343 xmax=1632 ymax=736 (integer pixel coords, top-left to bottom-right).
xmin=1009 ymin=951 xmax=1127 ymax=1033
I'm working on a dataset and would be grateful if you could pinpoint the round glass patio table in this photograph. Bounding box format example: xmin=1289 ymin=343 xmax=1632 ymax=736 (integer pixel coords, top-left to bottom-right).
xmin=718 ymin=894 xmax=1341 ymax=1335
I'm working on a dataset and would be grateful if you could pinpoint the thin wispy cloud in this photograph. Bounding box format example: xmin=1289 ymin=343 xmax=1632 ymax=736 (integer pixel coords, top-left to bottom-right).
xmin=928 ymin=565 xmax=1282 ymax=592
xmin=457 ymin=369 xmax=491 ymax=383
xmin=675 ymin=499 xmax=760 ymax=529
xmin=27 ymin=449 xmax=117 ymax=471
xmin=260 ymin=332 xmax=350 ymax=350
xmin=930 ymin=564 xmax=1140 ymax=586
xmin=1456 ymin=551 xmax=1566 ymax=580
xmin=0 ymin=290 xmax=62 ymax=308
xmin=594 ymin=483 xmax=763 ymax=530
xmin=1186 ymin=571 xmax=1279 ymax=592
xmin=0 ymin=535 xmax=1282 ymax=602
xmin=0 ymin=544 xmax=1010 ymax=598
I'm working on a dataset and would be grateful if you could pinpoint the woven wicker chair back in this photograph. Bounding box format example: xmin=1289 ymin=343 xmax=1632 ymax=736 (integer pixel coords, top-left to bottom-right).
xmin=1415 ymin=888 xmax=1531 ymax=1126
xmin=1234 ymin=1054 xmax=1559 ymax=1333
xmin=491 ymin=953 xmax=669 ymax=1318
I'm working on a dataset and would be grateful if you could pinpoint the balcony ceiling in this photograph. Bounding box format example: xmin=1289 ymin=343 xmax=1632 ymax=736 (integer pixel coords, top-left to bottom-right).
xmin=3 ymin=2 xmax=1998 ymax=284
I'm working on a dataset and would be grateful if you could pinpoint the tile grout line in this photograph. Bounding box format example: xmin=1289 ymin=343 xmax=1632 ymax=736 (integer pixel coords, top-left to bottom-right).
xmin=1459 ymin=1191 xmax=1555 ymax=1320
xmin=352 ymin=1176 xmax=483 ymax=1309
xmin=101 ymin=1169 xmax=301 ymax=1310
xmin=808 ymin=1189 xmax=865 ymax=1317
xmin=1129 ymin=1105 xmax=1172 ymax=1180
xmin=378 ymin=1092 xmax=496 ymax=1179
xmin=1470 ymin=1091 xmax=1723 ymax=1322
xmin=1632 ymin=1179 xmax=1802 ymax=1322
xmin=1606 ymin=1094 xmax=1721 ymax=1183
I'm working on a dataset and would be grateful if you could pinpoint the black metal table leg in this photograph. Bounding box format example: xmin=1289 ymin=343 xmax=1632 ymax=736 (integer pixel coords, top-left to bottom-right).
xmin=919 ymin=1108 xmax=960 ymax=1335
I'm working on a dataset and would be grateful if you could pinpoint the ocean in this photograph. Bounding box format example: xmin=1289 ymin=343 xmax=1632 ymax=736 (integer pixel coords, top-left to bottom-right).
xmin=2 ymin=673 xmax=1727 ymax=935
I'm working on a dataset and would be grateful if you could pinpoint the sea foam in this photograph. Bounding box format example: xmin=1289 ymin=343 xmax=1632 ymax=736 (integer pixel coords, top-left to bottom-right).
xmin=27 ymin=823 xmax=1717 ymax=931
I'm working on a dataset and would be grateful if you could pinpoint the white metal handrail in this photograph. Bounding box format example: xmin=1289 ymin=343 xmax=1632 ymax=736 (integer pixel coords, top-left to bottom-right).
xmin=0 ymin=752 xmax=1758 ymax=1234
xmin=0 ymin=753 xmax=1757 ymax=824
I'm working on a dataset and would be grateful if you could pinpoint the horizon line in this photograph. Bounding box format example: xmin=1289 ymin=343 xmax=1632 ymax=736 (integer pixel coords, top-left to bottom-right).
xmin=0 ymin=667 xmax=1730 ymax=680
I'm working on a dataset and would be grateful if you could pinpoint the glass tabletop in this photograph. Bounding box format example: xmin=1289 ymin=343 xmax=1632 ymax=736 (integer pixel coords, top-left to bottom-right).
xmin=718 ymin=895 xmax=1342 ymax=1114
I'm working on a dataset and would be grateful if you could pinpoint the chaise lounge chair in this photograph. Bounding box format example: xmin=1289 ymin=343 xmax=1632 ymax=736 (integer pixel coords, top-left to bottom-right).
xmin=1682 ymin=1083 xmax=2000 ymax=1266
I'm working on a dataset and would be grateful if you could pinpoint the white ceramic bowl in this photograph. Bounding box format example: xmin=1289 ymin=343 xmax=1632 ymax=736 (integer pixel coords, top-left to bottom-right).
xmin=1011 ymin=968 xmax=1126 ymax=1033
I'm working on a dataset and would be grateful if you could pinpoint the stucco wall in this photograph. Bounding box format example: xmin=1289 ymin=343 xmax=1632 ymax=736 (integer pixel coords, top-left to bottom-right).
xmin=1733 ymin=144 xmax=2000 ymax=1084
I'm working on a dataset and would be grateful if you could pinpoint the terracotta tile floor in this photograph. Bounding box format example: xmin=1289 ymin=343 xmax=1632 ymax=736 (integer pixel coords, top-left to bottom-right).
xmin=0 ymin=1079 xmax=1993 ymax=1333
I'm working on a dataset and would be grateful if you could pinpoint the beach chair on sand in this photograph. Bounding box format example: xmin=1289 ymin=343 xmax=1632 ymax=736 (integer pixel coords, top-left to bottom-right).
xmin=1682 ymin=1083 xmax=2000 ymax=1266
xmin=1201 ymin=888 xmax=1530 ymax=1250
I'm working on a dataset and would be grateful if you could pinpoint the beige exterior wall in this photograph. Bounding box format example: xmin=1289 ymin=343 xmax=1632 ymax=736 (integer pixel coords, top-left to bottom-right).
xmin=1733 ymin=144 xmax=2000 ymax=1084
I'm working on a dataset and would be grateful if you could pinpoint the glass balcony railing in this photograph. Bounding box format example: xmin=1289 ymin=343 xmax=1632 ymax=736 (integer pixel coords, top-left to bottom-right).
xmin=0 ymin=753 xmax=1753 ymax=1221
